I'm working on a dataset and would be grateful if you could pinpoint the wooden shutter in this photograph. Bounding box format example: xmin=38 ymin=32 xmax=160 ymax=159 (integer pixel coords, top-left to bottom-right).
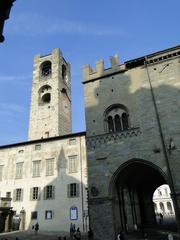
xmin=67 ymin=184 xmax=70 ymax=198
xmin=30 ymin=188 xmax=33 ymax=201
xmin=44 ymin=186 xmax=47 ymax=200
xmin=13 ymin=189 xmax=16 ymax=201
xmin=52 ymin=186 xmax=55 ymax=199
xmin=38 ymin=187 xmax=41 ymax=200
xmin=76 ymin=184 xmax=79 ymax=197
xmin=20 ymin=189 xmax=24 ymax=201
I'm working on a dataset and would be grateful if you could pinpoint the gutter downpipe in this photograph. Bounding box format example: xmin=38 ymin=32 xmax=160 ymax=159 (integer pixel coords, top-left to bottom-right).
xmin=144 ymin=57 xmax=180 ymax=234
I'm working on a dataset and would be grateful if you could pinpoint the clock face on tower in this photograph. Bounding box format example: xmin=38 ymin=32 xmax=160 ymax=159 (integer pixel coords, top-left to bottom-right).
xmin=63 ymin=100 xmax=69 ymax=114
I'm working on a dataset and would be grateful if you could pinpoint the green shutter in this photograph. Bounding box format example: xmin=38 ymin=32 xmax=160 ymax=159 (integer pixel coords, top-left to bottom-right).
xmin=20 ymin=189 xmax=23 ymax=201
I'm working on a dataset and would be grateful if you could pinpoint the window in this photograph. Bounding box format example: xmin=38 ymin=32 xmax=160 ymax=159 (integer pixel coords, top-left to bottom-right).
xmin=0 ymin=165 xmax=3 ymax=181
xmin=30 ymin=187 xmax=40 ymax=200
xmin=46 ymin=159 xmax=54 ymax=176
xmin=16 ymin=162 xmax=23 ymax=179
xmin=105 ymin=104 xmax=129 ymax=133
xmin=167 ymin=202 xmax=173 ymax=213
xmin=32 ymin=161 xmax=41 ymax=177
xmin=45 ymin=131 xmax=49 ymax=138
xmin=13 ymin=188 xmax=23 ymax=201
xmin=67 ymin=183 xmax=79 ymax=198
xmin=6 ymin=192 xmax=11 ymax=198
xmin=45 ymin=210 xmax=53 ymax=219
xmin=38 ymin=85 xmax=52 ymax=105
xmin=69 ymin=138 xmax=77 ymax=145
xmin=35 ymin=144 xmax=41 ymax=150
xmin=41 ymin=61 xmax=52 ymax=77
xmin=62 ymin=64 xmax=67 ymax=80
xmin=44 ymin=185 xmax=55 ymax=200
xmin=31 ymin=211 xmax=38 ymax=220
xmin=68 ymin=156 xmax=78 ymax=173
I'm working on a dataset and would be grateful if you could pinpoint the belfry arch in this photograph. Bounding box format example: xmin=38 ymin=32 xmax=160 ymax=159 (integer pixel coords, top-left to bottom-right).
xmin=109 ymin=159 xmax=170 ymax=233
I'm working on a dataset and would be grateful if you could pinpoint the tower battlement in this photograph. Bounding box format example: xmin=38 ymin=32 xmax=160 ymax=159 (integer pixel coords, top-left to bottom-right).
xmin=82 ymin=54 xmax=125 ymax=83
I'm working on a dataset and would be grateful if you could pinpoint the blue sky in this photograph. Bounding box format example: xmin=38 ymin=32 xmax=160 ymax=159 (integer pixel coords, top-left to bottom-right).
xmin=0 ymin=0 xmax=179 ymax=145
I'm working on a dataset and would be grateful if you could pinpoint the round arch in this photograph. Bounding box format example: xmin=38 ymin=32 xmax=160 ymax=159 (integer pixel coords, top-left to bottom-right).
xmin=108 ymin=159 xmax=169 ymax=233
xmin=108 ymin=159 xmax=168 ymax=198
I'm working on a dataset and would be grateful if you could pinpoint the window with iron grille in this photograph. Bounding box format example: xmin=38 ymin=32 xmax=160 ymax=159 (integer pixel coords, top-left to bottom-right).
xmin=46 ymin=158 xmax=54 ymax=176
xmin=15 ymin=162 xmax=23 ymax=179
xmin=44 ymin=185 xmax=55 ymax=200
xmin=32 ymin=161 xmax=41 ymax=177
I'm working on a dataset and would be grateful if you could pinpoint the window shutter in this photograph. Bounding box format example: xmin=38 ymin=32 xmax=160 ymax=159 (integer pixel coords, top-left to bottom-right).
xmin=21 ymin=189 xmax=24 ymax=201
xmin=67 ymin=184 xmax=70 ymax=198
xmin=44 ymin=186 xmax=47 ymax=200
xmin=52 ymin=186 xmax=55 ymax=199
xmin=13 ymin=189 xmax=16 ymax=201
xmin=30 ymin=188 xmax=33 ymax=201
xmin=38 ymin=187 xmax=41 ymax=200
xmin=76 ymin=184 xmax=79 ymax=197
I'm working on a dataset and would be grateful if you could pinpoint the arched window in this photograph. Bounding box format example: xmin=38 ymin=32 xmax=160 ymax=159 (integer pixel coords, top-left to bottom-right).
xmin=41 ymin=61 xmax=52 ymax=77
xmin=122 ymin=112 xmax=129 ymax=130
xmin=39 ymin=85 xmax=52 ymax=105
xmin=108 ymin=116 xmax=114 ymax=132
xmin=159 ymin=202 xmax=165 ymax=213
xmin=114 ymin=114 xmax=121 ymax=132
xmin=62 ymin=64 xmax=67 ymax=81
xmin=104 ymin=104 xmax=130 ymax=133
xmin=167 ymin=202 xmax=173 ymax=213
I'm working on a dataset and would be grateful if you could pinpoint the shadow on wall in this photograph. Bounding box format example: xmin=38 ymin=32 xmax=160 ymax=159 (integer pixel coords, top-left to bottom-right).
xmin=19 ymin=143 xmax=88 ymax=234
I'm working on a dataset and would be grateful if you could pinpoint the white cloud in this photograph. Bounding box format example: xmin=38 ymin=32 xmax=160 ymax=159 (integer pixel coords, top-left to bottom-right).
xmin=8 ymin=13 xmax=126 ymax=37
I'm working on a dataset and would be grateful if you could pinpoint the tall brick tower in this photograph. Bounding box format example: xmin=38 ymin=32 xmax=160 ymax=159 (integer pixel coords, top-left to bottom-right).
xmin=28 ymin=48 xmax=72 ymax=140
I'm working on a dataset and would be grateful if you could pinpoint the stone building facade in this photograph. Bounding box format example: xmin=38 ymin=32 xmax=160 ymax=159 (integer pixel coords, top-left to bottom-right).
xmin=82 ymin=45 xmax=180 ymax=240
xmin=0 ymin=49 xmax=88 ymax=232
xmin=153 ymin=184 xmax=175 ymax=216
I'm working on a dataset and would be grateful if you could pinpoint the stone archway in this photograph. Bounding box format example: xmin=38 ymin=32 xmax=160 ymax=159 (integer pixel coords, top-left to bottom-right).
xmin=109 ymin=159 xmax=168 ymax=234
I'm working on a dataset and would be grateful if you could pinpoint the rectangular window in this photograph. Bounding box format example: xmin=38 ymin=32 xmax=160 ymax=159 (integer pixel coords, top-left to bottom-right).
xmin=68 ymin=155 xmax=78 ymax=173
xmin=45 ymin=210 xmax=53 ymax=219
xmin=16 ymin=162 xmax=23 ymax=179
xmin=46 ymin=159 xmax=54 ymax=176
xmin=35 ymin=144 xmax=41 ymax=151
xmin=0 ymin=165 xmax=3 ymax=181
xmin=69 ymin=138 xmax=77 ymax=145
xmin=6 ymin=192 xmax=11 ymax=198
xmin=44 ymin=185 xmax=55 ymax=200
xmin=67 ymin=183 xmax=79 ymax=198
xmin=32 ymin=161 xmax=41 ymax=177
xmin=30 ymin=187 xmax=40 ymax=200
xmin=13 ymin=188 xmax=23 ymax=201
xmin=31 ymin=211 xmax=38 ymax=219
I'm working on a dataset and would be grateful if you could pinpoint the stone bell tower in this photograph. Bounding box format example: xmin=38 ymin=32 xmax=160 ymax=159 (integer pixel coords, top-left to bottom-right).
xmin=28 ymin=48 xmax=72 ymax=140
